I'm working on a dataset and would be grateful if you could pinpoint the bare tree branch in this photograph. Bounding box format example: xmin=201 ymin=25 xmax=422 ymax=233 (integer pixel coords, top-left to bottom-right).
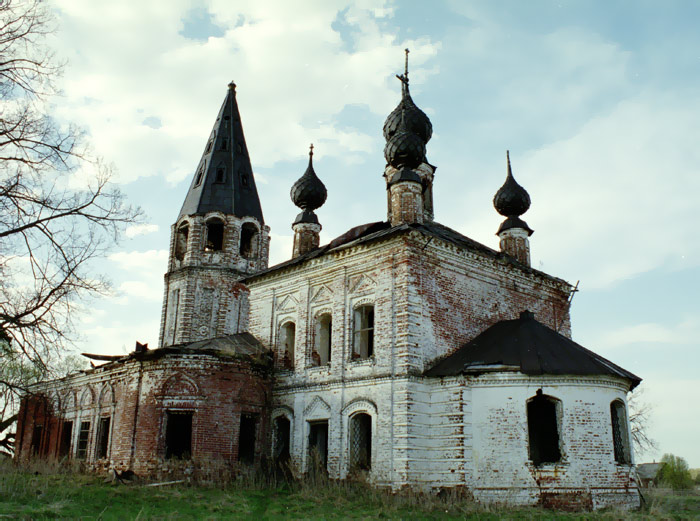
xmin=0 ymin=0 xmax=142 ymax=455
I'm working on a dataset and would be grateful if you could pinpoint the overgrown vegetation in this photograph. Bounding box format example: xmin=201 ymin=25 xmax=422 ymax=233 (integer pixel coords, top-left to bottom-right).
xmin=1 ymin=460 xmax=699 ymax=520
xmin=657 ymin=453 xmax=695 ymax=490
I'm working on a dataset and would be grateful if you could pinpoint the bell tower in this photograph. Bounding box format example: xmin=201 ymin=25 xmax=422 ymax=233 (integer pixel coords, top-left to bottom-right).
xmin=159 ymin=82 xmax=270 ymax=347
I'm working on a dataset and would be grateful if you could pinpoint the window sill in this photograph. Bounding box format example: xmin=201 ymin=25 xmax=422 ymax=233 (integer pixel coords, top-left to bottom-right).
xmin=348 ymin=357 xmax=375 ymax=366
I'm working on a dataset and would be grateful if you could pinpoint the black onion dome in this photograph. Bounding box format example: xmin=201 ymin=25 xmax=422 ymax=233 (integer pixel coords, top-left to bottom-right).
xmin=383 ymin=86 xmax=433 ymax=143
xmin=291 ymin=145 xmax=327 ymax=212
xmin=384 ymin=109 xmax=426 ymax=169
xmin=493 ymin=151 xmax=531 ymax=217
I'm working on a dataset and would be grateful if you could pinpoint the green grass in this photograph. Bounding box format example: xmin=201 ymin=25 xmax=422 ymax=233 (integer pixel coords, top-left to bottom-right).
xmin=1 ymin=463 xmax=698 ymax=520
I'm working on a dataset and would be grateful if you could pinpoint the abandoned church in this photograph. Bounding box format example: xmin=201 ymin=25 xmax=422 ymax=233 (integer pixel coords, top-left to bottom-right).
xmin=15 ymin=60 xmax=642 ymax=510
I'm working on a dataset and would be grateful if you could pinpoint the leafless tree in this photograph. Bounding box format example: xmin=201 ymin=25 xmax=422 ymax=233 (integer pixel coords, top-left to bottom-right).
xmin=628 ymin=385 xmax=658 ymax=458
xmin=0 ymin=0 xmax=141 ymax=453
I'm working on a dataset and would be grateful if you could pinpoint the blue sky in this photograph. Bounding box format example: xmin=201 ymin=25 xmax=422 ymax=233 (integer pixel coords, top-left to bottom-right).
xmin=48 ymin=0 xmax=700 ymax=466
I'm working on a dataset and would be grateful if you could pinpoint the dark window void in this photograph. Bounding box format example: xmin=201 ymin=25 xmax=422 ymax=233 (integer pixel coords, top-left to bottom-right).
xmin=611 ymin=400 xmax=631 ymax=464
xmin=527 ymin=391 xmax=561 ymax=466
xmin=59 ymin=421 xmax=73 ymax=458
xmin=96 ymin=417 xmax=111 ymax=459
xmin=281 ymin=322 xmax=296 ymax=370
xmin=205 ymin=140 xmax=213 ymax=154
xmin=175 ymin=224 xmax=189 ymax=261
xmin=313 ymin=314 xmax=332 ymax=366
xmin=241 ymin=172 xmax=249 ymax=188
xmin=350 ymin=413 xmax=372 ymax=471
xmin=165 ymin=411 xmax=193 ymax=459
xmin=194 ymin=163 xmax=206 ymax=186
xmin=30 ymin=424 xmax=43 ymax=455
xmin=273 ymin=416 xmax=291 ymax=464
xmin=238 ymin=413 xmax=258 ymax=465
xmin=205 ymin=219 xmax=224 ymax=251
xmin=239 ymin=223 xmax=257 ymax=259
xmin=308 ymin=420 xmax=329 ymax=471
xmin=220 ymin=138 xmax=228 ymax=150
xmin=353 ymin=305 xmax=374 ymax=359
xmin=76 ymin=421 xmax=91 ymax=459
xmin=215 ymin=166 xmax=225 ymax=183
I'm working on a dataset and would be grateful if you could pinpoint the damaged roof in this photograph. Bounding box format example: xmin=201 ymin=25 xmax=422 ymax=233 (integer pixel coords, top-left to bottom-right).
xmin=425 ymin=311 xmax=641 ymax=389
xmin=82 ymin=332 xmax=270 ymax=371
xmin=244 ymin=220 xmax=569 ymax=286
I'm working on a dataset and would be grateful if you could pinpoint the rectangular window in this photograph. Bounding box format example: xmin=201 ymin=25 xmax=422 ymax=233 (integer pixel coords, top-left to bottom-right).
xmin=308 ymin=420 xmax=329 ymax=471
xmin=165 ymin=411 xmax=193 ymax=459
xmin=238 ymin=413 xmax=258 ymax=465
xmin=76 ymin=421 xmax=91 ymax=459
xmin=59 ymin=421 xmax=73 ymax=458
xmin=353 ymin=305 xmax=374 ymax=359
xmin=30 ymin=424 xmax=43 ymax=455
xmin=95 ymin=417 xmax=111 ymax=459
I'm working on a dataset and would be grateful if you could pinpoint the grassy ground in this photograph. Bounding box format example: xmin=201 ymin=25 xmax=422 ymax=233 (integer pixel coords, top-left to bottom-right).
xmin=1 ymin=463 xmax=699 ymax=520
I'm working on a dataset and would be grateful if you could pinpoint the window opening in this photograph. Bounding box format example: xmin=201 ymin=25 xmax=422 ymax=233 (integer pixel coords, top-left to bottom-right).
xmin=95 ymin=417 xmax=111 ymax=459
xmin=205 ymin=219 xmax=224 ymax=251
xmin=238 ymin=413 xmax=258 ymax=465
xmin=194 ymin=162 xmax=206 ymax=186
xmin=308 ymin=420 xmax=329 ymax=472
xmin=314 ymin=314 xmax=332 ymax=366
xmin=59 ymin=421 xmax=73 ymax=458
xmin=30 ymin=424 xmax=43 ymax=455
xmin=611 ymin=400 xmax=631 ymax=464
xmin=280 ymin=322 xmax=296 ymax=369
xmin=350 ymin=413 xmax=372 ymax=471
xmin=76 ymin=421 xmax=91 ymax=459
xmin=353 ymin=305 xmax=374 ymax=359
xmin=239 ymin=223 xmax=257 ymax=258
xmin=215 ymin=166 xmax=225 ymax=183
xmin=220 ymin=138 xmax=228 ymax=150
xmin=175 ymin=224 xmax=189 ymax=261
xmin=165 ymin=411 xmax=193 ymax=459
xmin=527 ymin=390 xmax=561 ymax=466
xmin=241 ymin=172 xmax=249 ymax=188
xmin=205 ymin=140 xmax=213 ymax=154
xmin=273 ymin=416 xmax=291 ymax=464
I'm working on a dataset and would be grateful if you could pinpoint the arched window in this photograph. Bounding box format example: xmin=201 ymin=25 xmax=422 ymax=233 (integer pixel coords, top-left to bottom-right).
xmin=280 ymin=322 xmax=296 ymax=369
xmin=349 ymin=413 xmax=372 ymax=471
xmin=527 ymin=390 xmax=562 ymax=466
xmin=273 ymin=416 xmax=291 ymax=464
xmin=611 ymin=400 xmax=631 ymax=464
xmin=352 ymin=305 xmax=374 ymax=359
xmin=313 ymin=313 xmax=332 ymax=366
xmin=174 ymin=223 xmax=189 ymax=261
xmin=205 ymin=218 xmax=224 ymax=251
xmin=239 ymin=223 xmax=258 ymax=259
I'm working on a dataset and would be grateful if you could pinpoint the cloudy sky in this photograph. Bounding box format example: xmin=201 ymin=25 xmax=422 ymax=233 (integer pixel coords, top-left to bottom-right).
xmin=48 ymin=0 xmax=700 ymax=466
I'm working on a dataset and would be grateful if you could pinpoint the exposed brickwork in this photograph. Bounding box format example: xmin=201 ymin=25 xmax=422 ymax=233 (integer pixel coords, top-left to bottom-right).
xmin=292 ymin=222 xmax=321 ymax=258
xmin=15 ymin=354 xmax=272 ymax=475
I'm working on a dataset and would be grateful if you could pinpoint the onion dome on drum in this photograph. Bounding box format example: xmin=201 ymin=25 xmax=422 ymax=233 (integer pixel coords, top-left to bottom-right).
xmin=494 ymin=151 xmax=531 ymax=218
xmin=384 ymin=110 xmax=426 ymax=169
xmin=383 ymin=50 xmax=432 ymax=143
xmin=291 ymin=144 xmax=327 ymax=224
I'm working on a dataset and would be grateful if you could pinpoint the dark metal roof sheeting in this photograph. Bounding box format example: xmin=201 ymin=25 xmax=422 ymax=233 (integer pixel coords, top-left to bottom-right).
xmin=425 ymin=312 xmax=641 ymax=389
xmin=244 ymin=220 xmax=568 ymax=286
xmin=178 ymin=84 xmax=264 ymax=223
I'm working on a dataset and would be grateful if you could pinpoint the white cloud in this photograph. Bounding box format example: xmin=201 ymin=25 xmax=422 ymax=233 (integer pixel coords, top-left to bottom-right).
xmin=108 ymin=249 xmax=168 ymax=271
xmin=118 ymin=280 xmax=162 ymax=302
xmin=596 ymin=317 xmax=700 ymax=349
xmin=125 ymin=223 xmax=159 ymax=238
xmin=49 ymin=0 xmax=440 ymax=185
